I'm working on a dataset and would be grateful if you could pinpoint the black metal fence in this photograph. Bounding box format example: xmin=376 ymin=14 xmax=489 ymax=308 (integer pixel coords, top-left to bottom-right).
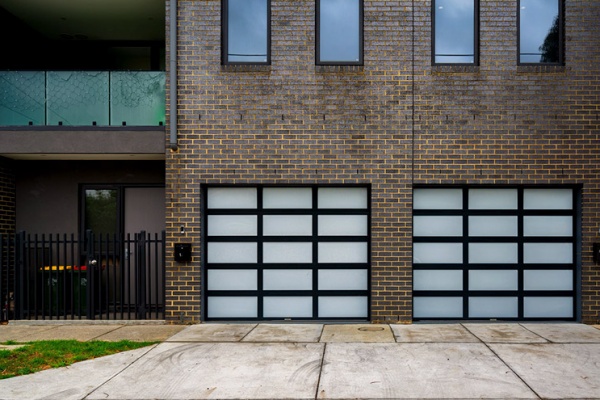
xmin=1 ymin=231 xmax=165 ymax=322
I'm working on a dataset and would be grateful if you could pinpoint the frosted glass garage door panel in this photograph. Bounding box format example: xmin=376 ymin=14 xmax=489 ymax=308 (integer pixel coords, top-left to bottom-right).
xmin=318 ymin=269 xmax=368 ymax=290
xmin=318 ymin=215 xmax=368 ymax=236
xmin=207 ymin=297 xmax=257 ymax=318
xmin=469 ymin=243 xmax=518 ymax=264
xmin=524 ymin=216 xmax=573 ymax=237
xmin=263 ymin=215 xmax=312 ymax=236
xmin=413 ymin=243 xmax=462 ymax=264
xmin=524 ymin=297 xmax=573 ymax=318
xmin=263 ymin=242 xmax=312 ymax=263
xmin=318 ymin=187 xmax=368 ymax=209
xmin=318 ymin=296 xmax=368 ymax=318
xmin=523 ymin=189 xmax=573 ymax=210
xmin=468 ymin=189 xmax=518 ymax=210
xmin=413 ymin=188 xmax=462 ymax=210
xmin=207 ymin=270 xmax=257 ymax=290
xmin=263 ymin=187 xmax=312 ymax=209
xmin=263 ymin=270 xmax=312 ymax=290
xmin=469 ymin=270 xmax=518 ymax=291
xmin=469 ymin=297 xmax=518 ymax=318
xmin=207 ymin=188 xmax=257 ymax=209
xmin=207 ymin=215 xmax=257 ymax=236
xmin=413 ymin=270 xmax=462 ymax=291
xmin=469 ymin=216 xmax=518 ymax=237
xmin=263 ymin=297 xmax=313 ymax=318
xmin=207 ymin=242 xmax=257 ymax=263
xmin=413 ymin=216 xmax=462 ymax=237
xmin=318 ymin=242 xmax=368 ymax=263
xmin=524 ymin=243 xmax=573 ymax=264
xmin=413 ymin=297 xmax=463 ymax=318
xmin=524 ymin=270 xmax=573 ymax=291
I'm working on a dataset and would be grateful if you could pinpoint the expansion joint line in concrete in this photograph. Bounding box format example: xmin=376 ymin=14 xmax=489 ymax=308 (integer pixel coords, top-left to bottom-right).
xmin=314 ymin=343 xmax=328 ymax=400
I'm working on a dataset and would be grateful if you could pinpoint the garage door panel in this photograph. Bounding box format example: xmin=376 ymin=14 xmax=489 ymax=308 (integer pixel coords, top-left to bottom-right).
xmin=318 ymin=296 xmax=368 ymax=318
xmin=413 ymin=297 xmax=463 ymax=318
xmin=263 ymin=297 xmax=313 ymax=318
xmin=524 ymin=297 xmax=574 ymax=318
xmin=318 ymin=269 xmax=368 ymax=290
xmin=413 ymin=242 xmax=463 ymax=264
xmin=207 ymin=215 xmax=257 ymax=236
xmin=207 ymin=242 xmax=257 ymax=263
xmin=469 ymin=243 xmax=518 ymax=264
xmin=469 ymin=270 xmax=518 ymax=291
xmin=207 ymin=270 xmax=257 ymax=291
xmin=263 ymin=270 xmax=313 ymax=291
xmin=263 ymin=187 xmax=312 ymax=209
xmin=413 ymin=216 xmax=462 ymax=237
xmin=263 ymin=242 xmax=313 ymax=263
xmin=207 ymin=297 xmax=258 ymax=318
xmin=523 ymin=216 xmax=573 ymax=237
xmin=524 ymin=270 xmax=573 ymax=291
xmin=523 ymin=189 xmax=573 ymax=210
xmin=469 ymin=216 xmax=518 ymax=237
xmin=318 ymin=242 xmax=368 ymax=263
xmin=207 ymin=187 xmax=257 ymax=209
xmin=524 ymin=243 xmax=573 ymax=264
xmin=263 ymin=215 xmax=312 ymax=236
xmin=469 ymin=297 xmax=518 ymax=318
xmin=468 ymin=189 xmax=518 ymax=210
xmin=413 ymin=270 xmax=463 ymax=291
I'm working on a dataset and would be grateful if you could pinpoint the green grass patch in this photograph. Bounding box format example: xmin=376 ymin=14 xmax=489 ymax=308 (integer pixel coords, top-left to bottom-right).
xmin=0 ymin=340 xmax=155 ymax=380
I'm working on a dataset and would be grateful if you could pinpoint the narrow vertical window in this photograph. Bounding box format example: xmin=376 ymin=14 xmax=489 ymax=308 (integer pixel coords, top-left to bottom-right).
xmin=222 ymin=0 xmax=270 ymax=64
xmin=518 ymin=0 xmax=563 ymax=64
xmin=316 ymin=0 xmax=363 ymax=65
xmin=433 ymin=0 xmax=478 ymax=65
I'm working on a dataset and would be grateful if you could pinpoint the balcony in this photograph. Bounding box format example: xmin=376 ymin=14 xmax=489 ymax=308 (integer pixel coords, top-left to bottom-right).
xmin=0 ymin=71 xmax=165 ymax=127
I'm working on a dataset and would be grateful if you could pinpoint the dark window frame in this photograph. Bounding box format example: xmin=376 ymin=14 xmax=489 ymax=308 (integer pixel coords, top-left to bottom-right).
xmin=221 ymin=0 xmax=272 ymax=65
xmin=315 ymin=0 xmax=364 ymax=66
xmin=517 ymin=0 xmax=565 ymax=66
xmin=431 ymin=0 xmax=480 ymax=66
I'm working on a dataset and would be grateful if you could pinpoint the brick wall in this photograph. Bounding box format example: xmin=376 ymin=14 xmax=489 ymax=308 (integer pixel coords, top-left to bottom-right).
xmin=0 ymin=157 xmax=15 ymax=235
xmin=166 ymin=1 xmax=600 ymax=323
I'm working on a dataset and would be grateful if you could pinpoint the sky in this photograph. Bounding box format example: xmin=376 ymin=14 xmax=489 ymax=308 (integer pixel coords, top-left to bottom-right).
xmin=227 ymin=0 xmax=268 ymax=62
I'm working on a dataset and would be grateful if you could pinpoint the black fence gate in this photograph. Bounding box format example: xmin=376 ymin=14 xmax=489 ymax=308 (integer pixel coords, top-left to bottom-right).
xmin=1 ymin=231 xmax=165 ymax=321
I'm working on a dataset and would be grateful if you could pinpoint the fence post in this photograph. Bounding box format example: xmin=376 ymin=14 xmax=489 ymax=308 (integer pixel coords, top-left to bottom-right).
xmin=136 ymin=231 xmax=147 ymax=320
xmin=14 ymin=232 xmax=26 ymax=320
xmin=85 ymin=230 xmax=95 ymax=320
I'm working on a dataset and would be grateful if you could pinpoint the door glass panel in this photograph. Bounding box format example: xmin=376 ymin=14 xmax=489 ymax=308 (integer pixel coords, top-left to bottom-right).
xmin=263 ymin=242 xmax=312 ymax=263
xmin=207 ymin=187 xmax=257 ymax=209
xmin=208 ymin=215 xmax=257 ymax=236
xmin=318 ymin=215 xmax=368 ymax=236
xmin=413 ymin=242 xmax=463 ymax=264
xmin=207 ymin=297 xmax=257 ymax=318
xmin=413 ymin=297 xmax=463 ymax=318
xmin=263 ymin=270 xmax=312 ymax=290
xmin=469 ymin=297 xmax=518 ymax=318
xmin=85 ymin=189 xmax=118 ymax=235
xmin=523 ymin=189 xmax=573 ymax=210
xmin=469 ymin=189 xmax=518 ymax=209
xmin=318 ymin=269 xmax=368 ymax=290
xmin=524 ymin=297 xmax=573 ymax=318
xmin=318 ymin=242 xmax=368 ymax=263
xmin=469 ymin=243 xmax=518 ymax=264
xmin=263 ymin=297 xmax=313 ymax=318
xmin=524 ymin=270 xmax=573 ymax=291
xmin=263 ymin=187 xmax=312 ymax=209
xmin=318 ymin=187 xmax=368 ymax=209
xmin=319 ymin=296 xmax=368 ymax=318
xmin=207 ymin=242 xmax=257 ymax=263
xmin=263 ymin=215 xmax=312 ymax=236
xmin=413 ymin=188 xmax=462 ymax=209
xmin=413 ymin=270 xmax=462 ymax=291
xmin=413 ymin=216 xmax=462 ymax=237
xmin=207 ymin=270 xmax=257 ymax=290
xmin=524 ymin=216 xmax=572 ymax=237
xmin=524 ymin=243 xmax=572 ymax=264
xmin=469 ymin=216 xmax=518 ymax=237
xmin=469 ymin=270 xmax=518 ymax=291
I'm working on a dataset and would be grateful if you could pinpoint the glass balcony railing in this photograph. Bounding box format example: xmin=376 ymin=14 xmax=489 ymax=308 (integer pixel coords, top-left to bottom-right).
xmin=0 ymin=71 xmax=165 ymax=127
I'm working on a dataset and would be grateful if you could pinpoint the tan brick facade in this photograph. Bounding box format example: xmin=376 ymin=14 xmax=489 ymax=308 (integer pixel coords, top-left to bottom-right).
xmin=165 ymin=1 xmax=600 ymax=323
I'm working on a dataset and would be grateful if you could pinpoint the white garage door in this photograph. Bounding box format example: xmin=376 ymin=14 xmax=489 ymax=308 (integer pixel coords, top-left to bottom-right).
xmin=204 ymin=186 xmax=370 ymax=320
xmin=413 ymin=187 xmax=577 ymax=320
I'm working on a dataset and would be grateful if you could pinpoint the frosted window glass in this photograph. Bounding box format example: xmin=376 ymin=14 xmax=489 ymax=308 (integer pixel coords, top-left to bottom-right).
xmin=318 ymin=269 xmax=368 ymax=290
xmin=469 ymin=270 xmax=518 ymax=291
xmin=318 ymin=215 xmax=368 ymax=236
xmin=263 ymin=242 xmax=312 ymax=263
xmin=318 ymin=187 xmax=368 ymax=209
xmin=469 ymin=216 xmax=518 ymax=237
xmin=263 ymin=187 xmax=312 ymax=209
xmin=413 ymin=188 xmax=462 ymax=210
xmin=469 ymin=189 xmax=518 ymax=210
xmin=413 ymin=297 xmax=463 ymax=318
xmin=524 ymin=216 xmax=573 ymax=237
xmin=318 ymin=242 xmax=368 ymax=263
xmin=413 ymin=242 xmax=463 ymax=264
xmin=413 ymin=216 xmax=462 ymax=237
xmin=207 ymin=242 xmax=257 ymax=263
xmin=524 ymin=243 xmax=572 ymax=264
xmin=264 ymin=215 xmax=312 ymax=236
xmin=207 ymin=187 xmax=257 ymax=209
xmin=524 ymin=270 xmax=573 ymax=291
xmin=413 ymin=270 xmax=462 ymax=291
xmin=263 ymin=270 xmax=312 ymax=290
xmin=263 ymin=297 xmax=313 ymax=318
xmin=524 ymin=189 xmax=573 ymax=210
xmin=469 ymin=243 xmax=518 ymax=264
xmin=318 ymin=296 xmax=368 ymax=318
xmin=469 ymin=297 xmax=518 ymax=318
xmin=208 ymin=215 xmax=257 ymax=236
xmin=524 ymin=297 xmax=573 ymax=318
xmin=207 ymin=297 xmax=257 ymax=318
xmin=207 ymin=270 xmax=257 ymax=290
